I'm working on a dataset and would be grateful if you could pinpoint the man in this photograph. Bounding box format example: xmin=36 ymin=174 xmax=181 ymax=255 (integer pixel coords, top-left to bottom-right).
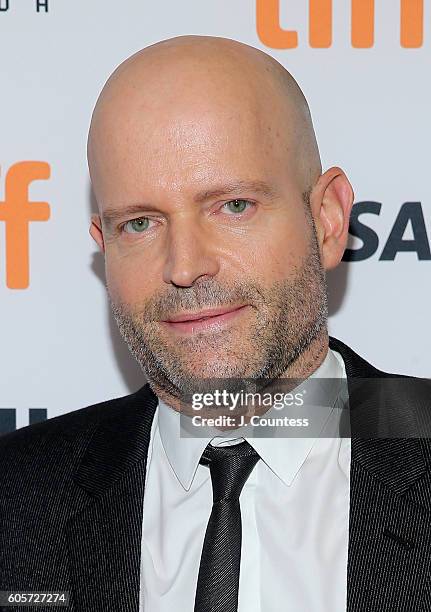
xmin=1 ymin=35 xmax=430 ymax=612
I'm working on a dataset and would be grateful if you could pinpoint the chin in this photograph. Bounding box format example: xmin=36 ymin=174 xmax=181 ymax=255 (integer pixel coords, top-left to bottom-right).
xmin=185 ymin=358 xmax=242 ymax=379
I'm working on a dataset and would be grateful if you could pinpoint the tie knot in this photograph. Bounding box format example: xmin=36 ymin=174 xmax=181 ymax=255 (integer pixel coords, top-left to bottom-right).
xmin=200 ymin=440 xmax=260 ymax=503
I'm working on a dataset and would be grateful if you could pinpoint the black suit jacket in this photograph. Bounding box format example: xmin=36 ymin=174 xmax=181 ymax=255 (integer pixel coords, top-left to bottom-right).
xmin=1 ymin=336 xmax=431 ymax=611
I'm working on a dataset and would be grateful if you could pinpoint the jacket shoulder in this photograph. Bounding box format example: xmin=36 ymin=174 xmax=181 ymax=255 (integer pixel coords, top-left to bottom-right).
xmin=329 ymin=335 xmax=425 ymax=379
xmin=0 ymin=385 xmax=150 ymax=474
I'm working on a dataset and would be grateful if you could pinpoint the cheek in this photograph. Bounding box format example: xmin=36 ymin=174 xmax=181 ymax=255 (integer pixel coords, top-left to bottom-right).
xmin=104 ymin=249 xmax=159 ymax=308
xmin=242 ymin=213 xmax=312 ymax=281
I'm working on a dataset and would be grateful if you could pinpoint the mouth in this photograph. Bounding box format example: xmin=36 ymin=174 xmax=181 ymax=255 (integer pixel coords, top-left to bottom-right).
xmin=160 ymin=304 xmax=250 ymax=334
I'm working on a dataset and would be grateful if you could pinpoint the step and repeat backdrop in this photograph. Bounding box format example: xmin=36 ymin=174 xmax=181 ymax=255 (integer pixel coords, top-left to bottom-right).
xmin=1 ymin=0 xmax=430 ymax=432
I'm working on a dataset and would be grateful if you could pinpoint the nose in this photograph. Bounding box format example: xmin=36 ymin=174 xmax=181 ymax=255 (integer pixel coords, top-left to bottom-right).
xmin=162 ymin=216 xmax=220 ymax=287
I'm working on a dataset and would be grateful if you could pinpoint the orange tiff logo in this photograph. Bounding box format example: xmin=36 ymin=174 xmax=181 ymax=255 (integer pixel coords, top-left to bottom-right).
xmin=257 ymin=0 xmax=424 ymax=48
xmin=0 ymin=162 xmax=50 ymax=289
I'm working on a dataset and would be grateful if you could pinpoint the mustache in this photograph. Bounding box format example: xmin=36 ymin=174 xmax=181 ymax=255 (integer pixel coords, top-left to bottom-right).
xmin=109 ymin=279 xmax=262 ymax=322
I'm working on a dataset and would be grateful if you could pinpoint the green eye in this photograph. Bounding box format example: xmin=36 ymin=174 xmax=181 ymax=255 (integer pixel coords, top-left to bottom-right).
xmin=224 ymin=199 xmax=251 ymax=214
xmin=123 ymin=217 xmax=150 ymax=233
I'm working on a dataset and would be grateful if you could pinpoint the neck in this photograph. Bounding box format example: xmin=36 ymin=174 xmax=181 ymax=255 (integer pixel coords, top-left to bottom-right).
xmin=280 ymin=328 xmax=329 ymax=380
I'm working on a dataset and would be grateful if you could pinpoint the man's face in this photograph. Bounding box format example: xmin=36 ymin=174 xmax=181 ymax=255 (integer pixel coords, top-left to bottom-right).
xmin=90 ymin=83 xmax=327 ymax=397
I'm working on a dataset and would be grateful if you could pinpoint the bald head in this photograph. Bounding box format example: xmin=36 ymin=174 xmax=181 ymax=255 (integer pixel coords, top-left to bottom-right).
xmin=87 ymin=35 xmax=321 ymax=206
xmin=87 ymin=35 xmax=354 ymax=395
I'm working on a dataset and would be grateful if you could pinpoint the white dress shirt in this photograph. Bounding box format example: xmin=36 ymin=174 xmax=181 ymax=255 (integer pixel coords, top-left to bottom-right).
xmin=139 ymin=348 xmax=350 ymax=612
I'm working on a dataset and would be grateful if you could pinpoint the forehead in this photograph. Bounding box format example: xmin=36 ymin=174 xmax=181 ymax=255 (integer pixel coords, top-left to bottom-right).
xmin=89 ymin=71 xmax=297 ymax=206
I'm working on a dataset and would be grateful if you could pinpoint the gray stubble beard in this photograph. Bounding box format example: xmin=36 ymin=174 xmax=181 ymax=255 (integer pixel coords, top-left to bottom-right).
xmin=109 ymin=217 xmax=328 ymax=401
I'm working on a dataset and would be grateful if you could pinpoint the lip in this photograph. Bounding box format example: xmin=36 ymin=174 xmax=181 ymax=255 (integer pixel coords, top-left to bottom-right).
xmin=161 ymin=304 xmax=249 ymax=334
xmin=164 ymin=304 xmax=247 ymax=323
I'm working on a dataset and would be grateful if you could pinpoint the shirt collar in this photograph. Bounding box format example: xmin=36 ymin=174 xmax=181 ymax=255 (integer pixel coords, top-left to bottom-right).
xmin=157 ymin=347 xmax=347 ymax=490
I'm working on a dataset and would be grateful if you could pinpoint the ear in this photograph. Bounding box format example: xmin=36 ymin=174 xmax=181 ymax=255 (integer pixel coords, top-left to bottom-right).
xmin=310 ymin=167 xmax=354 ymax=270
xmin=89 ymin=214 xmax=105 ymax=253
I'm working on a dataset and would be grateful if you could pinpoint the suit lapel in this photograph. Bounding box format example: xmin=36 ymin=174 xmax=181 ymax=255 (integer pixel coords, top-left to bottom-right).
xmin=65 ymin=385 xmax=158 ymax=612
xmin=329 ymin=337 xmax=431 ymax=611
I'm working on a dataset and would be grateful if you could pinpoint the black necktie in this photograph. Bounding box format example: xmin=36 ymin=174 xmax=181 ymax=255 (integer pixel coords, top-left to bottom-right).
xmin=194 ymin=440 xmax=261 ymax=612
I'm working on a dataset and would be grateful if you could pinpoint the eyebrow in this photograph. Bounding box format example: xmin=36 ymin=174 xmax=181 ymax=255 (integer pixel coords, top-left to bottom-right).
xmin=101 ymin=180 xmax=278 ymax=229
